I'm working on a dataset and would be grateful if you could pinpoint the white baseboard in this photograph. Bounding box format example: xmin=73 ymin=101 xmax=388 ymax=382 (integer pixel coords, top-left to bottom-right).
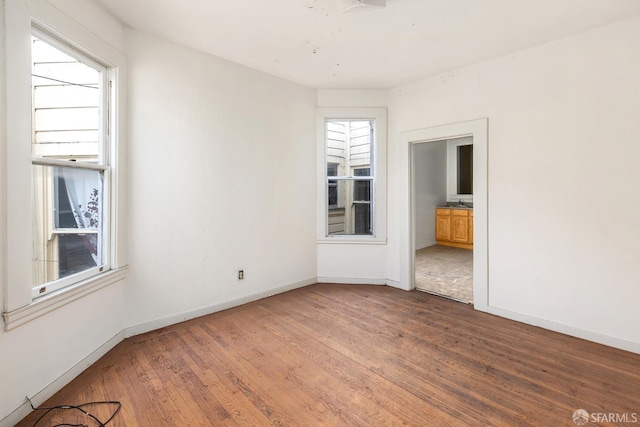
xmin=474 ymin=303 xmax=640 ymax=355
xmin=317 ymin=277 xmax=409 ymax=290
xmin=125 ymin=277 xmax=317 ymax=337
xmin=415 ymin=240 xmax=437 ymax=250
xmin=0 ymin=330 xmax=126 ymax=427
xmin=385 ymin=279 xmax=407 ymax=290
xmin=317 ymin=276 xmax=387 ymax=285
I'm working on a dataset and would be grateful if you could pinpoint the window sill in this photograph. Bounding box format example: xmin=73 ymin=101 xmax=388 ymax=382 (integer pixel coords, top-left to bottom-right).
xmin=2 ymin=267 xmax=128 ymax=331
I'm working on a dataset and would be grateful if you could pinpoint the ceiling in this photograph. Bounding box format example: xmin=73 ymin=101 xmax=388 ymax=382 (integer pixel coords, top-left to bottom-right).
xmin=93 ymin=0 xmax=640 ymax=89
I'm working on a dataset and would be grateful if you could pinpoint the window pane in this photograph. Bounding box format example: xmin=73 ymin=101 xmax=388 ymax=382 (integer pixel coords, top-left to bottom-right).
xmin=326 ymin=121 xmax=372 ymax=174
xmin=353 ymin=168 xmax=371 ymax=203
xmin=32 ymin=164 xmax=104 ymax=287
xmin=353 ymin=203 xmax=371 ymax=235
xmin=327 ymin=179 xmax=373 ymax=236
xmin=347 ymin=122 xmax=373 ymax=169
xmin=31 ymin=36 xmax=102 ymax=161
xmin=57 ymin=234 xmax=101 ymax=278
xmin=327 ymin=163 xmax=338 ymax=207
xmin=353 ymin=179 xmax=371 ymax=202
xmin=328 ymin=182 xmax=338 ymax=207
xmin=326 ymin=120 xmax=374 ymax=236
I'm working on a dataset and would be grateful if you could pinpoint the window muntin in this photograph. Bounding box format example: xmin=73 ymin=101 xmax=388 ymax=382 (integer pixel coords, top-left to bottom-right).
xmin=325 ymin=120 xmax=374 ymax=236
xmin=31 ymin=29 xmax=110 ymax=298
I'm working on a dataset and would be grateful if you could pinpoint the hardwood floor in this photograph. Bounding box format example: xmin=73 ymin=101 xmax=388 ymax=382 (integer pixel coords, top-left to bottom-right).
xmin=16 ymin=284 xmax=640 ymax=426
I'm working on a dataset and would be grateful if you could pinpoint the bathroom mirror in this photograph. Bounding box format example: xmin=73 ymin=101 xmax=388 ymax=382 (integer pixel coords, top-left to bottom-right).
xmin=457 ymin=144 xmax=473 ymax=195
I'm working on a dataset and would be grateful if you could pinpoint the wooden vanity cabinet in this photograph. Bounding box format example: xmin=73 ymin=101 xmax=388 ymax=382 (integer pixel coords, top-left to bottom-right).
xmin=436 ymin=208 xmax=473 ymax=249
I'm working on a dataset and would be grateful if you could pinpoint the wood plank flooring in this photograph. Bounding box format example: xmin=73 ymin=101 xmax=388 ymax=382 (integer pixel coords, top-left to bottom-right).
xmin=16 ymin=284 xmax=640 ymax=426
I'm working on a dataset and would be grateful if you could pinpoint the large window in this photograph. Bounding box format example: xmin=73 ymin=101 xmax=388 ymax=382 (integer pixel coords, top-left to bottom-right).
xmin=325 ymin=120 xmax=374 ymax=236
xmin=30 ymin=29 xmax=110 ymax=298
xmin=3 ymin=2 xmax=125 ymax=331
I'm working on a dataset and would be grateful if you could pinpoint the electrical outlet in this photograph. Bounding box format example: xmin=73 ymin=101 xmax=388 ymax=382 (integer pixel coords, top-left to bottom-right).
xmin=238 ymin=270 xmax=244 ymax=280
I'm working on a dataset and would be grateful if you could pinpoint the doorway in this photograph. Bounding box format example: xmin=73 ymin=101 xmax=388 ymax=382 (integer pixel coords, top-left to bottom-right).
xmin=400 ymin=118 xmax=488 ymax=309
xmin=413 ymin=138 xmax=473 ymax=303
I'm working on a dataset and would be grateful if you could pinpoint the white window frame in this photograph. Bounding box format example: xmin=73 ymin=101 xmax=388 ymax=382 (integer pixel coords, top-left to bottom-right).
xmin=30 ymin=28 xmax=111 ymax=298
xmin=2 ymin=0 xmax=128 ymax=331
xmin=317 ymin=107 xmax=387 ymax=244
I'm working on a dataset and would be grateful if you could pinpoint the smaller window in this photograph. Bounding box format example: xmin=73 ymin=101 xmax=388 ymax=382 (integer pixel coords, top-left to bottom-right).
xmin=325 ymin=120 xmax=374 ymax=236
xmin=317 ymin=107 xmax=386 ymax=244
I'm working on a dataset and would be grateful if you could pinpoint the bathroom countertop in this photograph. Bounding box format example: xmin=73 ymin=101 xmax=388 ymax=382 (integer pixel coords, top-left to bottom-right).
xmin=437 ymin=205 xmax=473 ymax=210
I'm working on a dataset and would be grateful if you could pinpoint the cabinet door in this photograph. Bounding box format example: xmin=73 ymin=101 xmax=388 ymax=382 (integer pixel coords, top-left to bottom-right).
xmin=436 ymin=215 xmax=451 ymax=241
xmin=451 ymin=216 xmax=469 ymax=242
xmin=469 ymin=211 xmax=474 ymax=244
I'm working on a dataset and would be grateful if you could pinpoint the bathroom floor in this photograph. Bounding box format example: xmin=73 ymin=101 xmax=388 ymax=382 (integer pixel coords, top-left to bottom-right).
xmin=414 ymin=245 xmax=473 ymax=304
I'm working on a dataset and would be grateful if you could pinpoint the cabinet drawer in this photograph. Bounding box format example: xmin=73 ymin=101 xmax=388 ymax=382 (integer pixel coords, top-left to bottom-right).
xmin=452 ymin=209 xmax=469 ymax=217
xmin=436 ymin=208 xmax=450 ymax=215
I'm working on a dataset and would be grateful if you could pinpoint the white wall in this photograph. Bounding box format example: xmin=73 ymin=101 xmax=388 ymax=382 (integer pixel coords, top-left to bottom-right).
xmin=0 ymin=0 xmax=128 ymax=424
xmin=124 ymin=29 xmax=317 ymax=331
xmin=46 ymin=0 xmax=123 ymax=49
xmin=317 ymin=89 xmax=387 ymax=108
xmin=414 ymin=141 xmax=447 ymax=249
xmin=388 ymin=17 xmax=640 ymax=351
